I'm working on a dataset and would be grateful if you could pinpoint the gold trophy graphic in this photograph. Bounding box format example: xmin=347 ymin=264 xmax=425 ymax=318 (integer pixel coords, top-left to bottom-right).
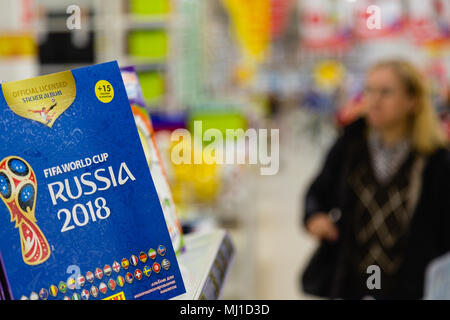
xmin=0 ymin=156 xmax=51 ymax=265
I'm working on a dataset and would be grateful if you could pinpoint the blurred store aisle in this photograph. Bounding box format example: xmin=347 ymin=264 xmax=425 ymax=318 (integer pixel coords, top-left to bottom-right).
xmin=250 ymin=108 xmax=336 ymax=299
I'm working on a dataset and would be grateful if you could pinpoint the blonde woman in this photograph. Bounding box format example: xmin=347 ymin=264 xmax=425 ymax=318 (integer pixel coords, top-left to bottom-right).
xmin=302 ymin=59 xmax=450 ymax=299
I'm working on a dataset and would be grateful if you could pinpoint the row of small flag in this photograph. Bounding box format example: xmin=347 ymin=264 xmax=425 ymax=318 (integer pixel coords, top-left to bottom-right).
xmin=21 ymin=245 xmax=169 ymax=300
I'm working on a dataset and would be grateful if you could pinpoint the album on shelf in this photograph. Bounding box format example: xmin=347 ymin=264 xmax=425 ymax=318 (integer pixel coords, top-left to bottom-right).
xmin=0 ymin=62 xmax=186 ymax=300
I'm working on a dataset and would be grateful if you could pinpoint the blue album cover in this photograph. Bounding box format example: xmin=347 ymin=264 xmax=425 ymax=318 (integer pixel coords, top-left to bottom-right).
xmin=0 ymin=61 xmax=185 ymax=300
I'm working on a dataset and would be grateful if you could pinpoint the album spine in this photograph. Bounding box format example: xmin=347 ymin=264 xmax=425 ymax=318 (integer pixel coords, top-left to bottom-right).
xmin=0 ymin=277 xmax=3 ymax=300
xmin=0 ymin=252 xmax=12 ymax=300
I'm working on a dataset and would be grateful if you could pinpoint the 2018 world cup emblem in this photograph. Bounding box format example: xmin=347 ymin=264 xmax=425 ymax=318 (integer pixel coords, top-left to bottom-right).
xmin=0 ymin=156 xmax=51 ymax=265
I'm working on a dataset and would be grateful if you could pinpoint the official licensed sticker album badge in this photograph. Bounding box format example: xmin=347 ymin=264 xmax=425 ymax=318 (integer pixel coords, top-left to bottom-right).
xmin=95 ymin=267 xmax=103 ymax=280
xmin=99 ymin=282 xmax=108 ymax=295
xmin=143 ymin=265 xmax=152 ymax=277
xmin=108 ymin=279 xmax=116 ymax=291
xmin=90 ymin=286 xmax=99 ymax=298
xmin=134 ymin=269 xmax=143 ymax=281
xmin=58 ymin=281 xmax=67 ymax=294
xmin=162 ymin=259 xmax=170 ymax=270
xmin=86 ymin=271 xmax=94 ymax=283
xmin=112 ymin=261 xmax=121 ymax=273
xmin=125 ymin=272 xmax=133 ymax=284
xmin=49 ymin=284 xmax=58 ymax=297
xmin=148 ymin=248 xmax=157 ymax=260
xmin=77 ymin=274 xmax=86 ymax=287
xmin=139 ymin=251 xmax=147 ymax=263
xmin=152 ymin=262 xmax=161 ymax=274
xmin=117 ymin=275 xmax=125 ymax=287
xmin=81 ymin=289 xmax=90 ymax=300
xmin=0 ymin=157 xmax=51 ymax=266
xmin=39 ymin=288 xmax=48 ymax=300
xmin=121 ymin=258 xmax=129 ymax=270
xmin=103 ymin=264 xmax=112 ymax=276
xmin=157 ymin=245 xmax=166 ymax=256
xmin=130 ymin=255 xmax=138 ymax=266
xmin=1 ymin=70 xmax=76 ymax=128
xmin=67 ymin=277 xmax=76 ymax=290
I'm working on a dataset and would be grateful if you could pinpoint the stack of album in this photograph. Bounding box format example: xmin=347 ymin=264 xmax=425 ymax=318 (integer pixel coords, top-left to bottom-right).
xmin=121 ymin=66 xmax=184 ymax=256
xmin=0 ymin=62 xmax=185 ymax=300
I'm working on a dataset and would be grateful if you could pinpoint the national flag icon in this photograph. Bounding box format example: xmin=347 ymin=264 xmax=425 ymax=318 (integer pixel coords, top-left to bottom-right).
xmin=117 ymin=275 xmax=125 ymax=287
xmin=77 ymin=274 xmax=86 ymax=287
xmin=95 ymin=267 xmax=103 ymax=280
xmin=30 ymin=292 xmax=39 ymax=300
xmin=130 ymin=255 xmax=138 ymax=266
xmin=72 ymin=292 xmax=81 ymax=300
xmin=134 ymin=269 xmax=143 ymax=281
xmin=39 ymin=288 xmax=48 ymax=300
xmin=108 ymin=279 xmax=116 ymax=291
xmin=63 ymin=296 xmax=71 ymax=300
xmin=103 ymin=264 xmax=112 ymax=276
xmin=90 ymin=286 xmax=99 ymax=298
xmin=81 ymin=289 xmax=90 ymax=300
xmin=139 ymin=251 xmax=148 ymax=263
xmin=67 ymin=277 xmax=76 ymax=290
xmin=99 ymin=282 xmax=108 ymax=295
xmin=86 ymin=271 xmax=94 ymax=283
xmin=121 ymin=258 xmax=129 ymax=270
xmin=162 ymin=259 xmax=170 ymax=270
xmin=143 ymin=265 xmax=152 ymax=277
xmin=157 ymin=245 xmax=166 ymax=256
xmin=148 ymin=248 xmax=157 ymax=260
xmin=152 ymin=262 xmax=161 ymax=274
xmin=49 ymin=284 xmax=58 ymax=297
xmin=58 ymin=281 xmax=67 ymax=294
xmin=112 ymin=261 xmax=121 ymax=273
xmin=125 ymin=272 xmax=133 ymax=284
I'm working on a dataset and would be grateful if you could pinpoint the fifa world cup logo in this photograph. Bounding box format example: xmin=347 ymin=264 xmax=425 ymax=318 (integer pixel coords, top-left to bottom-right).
xmin=0 ymin=157 xmax=51 ymax=265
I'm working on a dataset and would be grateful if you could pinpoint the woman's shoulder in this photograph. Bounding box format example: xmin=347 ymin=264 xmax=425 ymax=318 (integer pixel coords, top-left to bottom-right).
xmin=430 ymin=146 xmax=450 ymax=162
xmin=323 ymin=117 xmax=367 ymax=162
xmin=425 ymin=146 xmax=450 ymax=174
xmin=339 ymin=117 xmax=367 ymax=141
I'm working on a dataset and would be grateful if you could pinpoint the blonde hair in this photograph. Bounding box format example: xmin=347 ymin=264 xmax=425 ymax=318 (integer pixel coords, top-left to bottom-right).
xmin=369 ymin=59 xmax=448 ymax=154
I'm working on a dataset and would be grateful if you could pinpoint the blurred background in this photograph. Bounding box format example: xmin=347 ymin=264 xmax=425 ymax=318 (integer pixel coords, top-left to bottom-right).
xmin=0 ymin=0 xmax=450 ymax=299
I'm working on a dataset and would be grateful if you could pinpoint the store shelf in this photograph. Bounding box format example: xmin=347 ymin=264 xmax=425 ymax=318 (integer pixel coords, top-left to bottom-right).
xmin=174 ymin=229 xmax=235 ymax=300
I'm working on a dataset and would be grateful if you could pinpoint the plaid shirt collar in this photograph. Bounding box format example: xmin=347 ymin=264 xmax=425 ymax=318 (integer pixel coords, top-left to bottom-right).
xmin=367 ymin=130 xmax=412 ymax=184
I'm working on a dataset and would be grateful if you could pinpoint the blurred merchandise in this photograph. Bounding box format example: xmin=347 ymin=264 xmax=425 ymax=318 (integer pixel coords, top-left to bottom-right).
xmin=0 ymin=0 xmax=38 ymax=81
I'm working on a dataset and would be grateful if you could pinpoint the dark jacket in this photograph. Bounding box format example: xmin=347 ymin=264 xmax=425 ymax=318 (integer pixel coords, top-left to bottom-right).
xmin=301 ymin=117 xmax=450 ymax=299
